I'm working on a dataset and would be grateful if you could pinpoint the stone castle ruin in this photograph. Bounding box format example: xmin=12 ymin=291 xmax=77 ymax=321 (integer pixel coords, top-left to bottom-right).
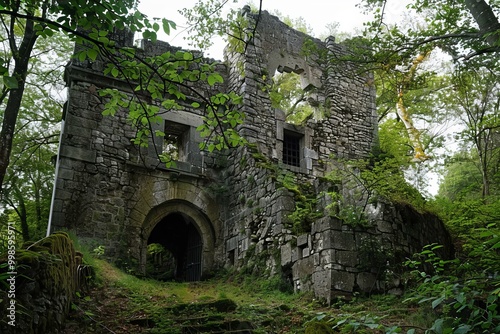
xmin=49 ymin=9 xmax=452 ymax=302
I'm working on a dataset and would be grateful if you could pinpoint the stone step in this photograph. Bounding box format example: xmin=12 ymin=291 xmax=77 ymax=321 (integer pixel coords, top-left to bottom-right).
xmin=169 ymin=299 xmax=255 ymax=333
xmin=180 ymin=319 xmax=254 ymax=333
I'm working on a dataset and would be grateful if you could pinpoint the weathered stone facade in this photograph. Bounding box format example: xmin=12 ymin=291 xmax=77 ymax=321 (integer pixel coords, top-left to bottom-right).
xmin=49 ymin=10 xmax=452 ymax=303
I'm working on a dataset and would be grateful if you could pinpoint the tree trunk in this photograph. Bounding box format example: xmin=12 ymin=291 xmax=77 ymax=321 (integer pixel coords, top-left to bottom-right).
xmin=396 ymin=52 xmax=431 ymax=162
xmin=13 ymin=184 xmax=30 ymax=241
xmin=464 ymin=0 xmax=500 ymax=46
xmin=34 ymin=173 xmax=42 ymax=232
xmin=479 ymin=130 xmax=492 ymax=198
xmin=0 ymin=17 xmax=38 ymax=190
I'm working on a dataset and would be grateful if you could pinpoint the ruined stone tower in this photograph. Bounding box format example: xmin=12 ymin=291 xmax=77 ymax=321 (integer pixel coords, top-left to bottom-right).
xmin=49 ymin=10 xmax=452 ymax=302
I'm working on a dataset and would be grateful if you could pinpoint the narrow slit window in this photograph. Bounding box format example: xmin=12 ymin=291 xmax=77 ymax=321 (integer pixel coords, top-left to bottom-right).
xmin=283 ymin=131 xmax=302 ymax=167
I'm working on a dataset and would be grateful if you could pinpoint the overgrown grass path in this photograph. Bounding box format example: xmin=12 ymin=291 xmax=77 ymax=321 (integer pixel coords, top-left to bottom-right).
xmin=62 ymin=259 xmax=432 ymax=333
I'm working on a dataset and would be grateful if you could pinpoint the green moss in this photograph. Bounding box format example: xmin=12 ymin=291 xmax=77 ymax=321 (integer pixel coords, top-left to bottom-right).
xmin=251 ymin=151 xmax=267 ymax=162
xmin=14 ymin=249 xmax=44 ymax=265
xmin=305 ymin=321 xmax=335 ymax=334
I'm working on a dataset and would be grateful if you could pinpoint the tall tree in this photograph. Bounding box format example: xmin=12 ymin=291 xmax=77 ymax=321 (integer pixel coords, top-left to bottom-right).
xmin=0 ymin=26 xmax=69 ymax=241
xmin=452 ymin=68 xmax=500 ymax=198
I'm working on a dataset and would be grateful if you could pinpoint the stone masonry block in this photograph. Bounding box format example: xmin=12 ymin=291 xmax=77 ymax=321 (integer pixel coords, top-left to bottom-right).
xmin=331 ymin=270 xmax=355 ymax=292
xmin=319 ymin=249 xmax=335 ymax=265
xmin=335 ymin=250 xmax=358 ymax=267
xmin=226 ymin=236 xmax=238 ymax=251
xmin=331 ymin=231 xmax=356 ymax=251
xmin=377 ymin=220 xmax=393 ymax=233
xmin=291 ymin=247 xmax=299 ymax=262
xmin=297 ymin=234 xmax=308 ymax=247
xmin=58 ymin=168 xmax=75 ymax=180
xmin=60 ymin=146 xmax=96 ymax=163
xmin=281 ymin=242 xmax=292 ymax=267
xmin=292 ymin=256 xmax=314 ymax=281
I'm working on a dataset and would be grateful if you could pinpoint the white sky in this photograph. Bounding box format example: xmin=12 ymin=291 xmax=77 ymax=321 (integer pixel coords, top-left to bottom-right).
xmin=138 ymin=0 xmax=409 ymax=58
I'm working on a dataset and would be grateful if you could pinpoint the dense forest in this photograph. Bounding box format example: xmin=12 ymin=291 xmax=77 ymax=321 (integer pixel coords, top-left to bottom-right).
xmin=0 ymin=0 xmax=499 ymax=333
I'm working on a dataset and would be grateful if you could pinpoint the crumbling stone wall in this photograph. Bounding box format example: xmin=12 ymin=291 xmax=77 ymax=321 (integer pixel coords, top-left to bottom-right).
xmin=0 ymin=232 xmax=83 ymax=334
xmin=50 ymin=9 xmax=452 ymax=302
xmin=282 ymin=201 xmax=454 ymax=302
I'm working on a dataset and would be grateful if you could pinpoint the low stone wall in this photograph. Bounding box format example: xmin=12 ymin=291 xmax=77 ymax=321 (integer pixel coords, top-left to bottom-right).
xmin=0 ymin=232 xmax=82 ymax=334
xmin=282 ymin=200 xmax=454 ymax=303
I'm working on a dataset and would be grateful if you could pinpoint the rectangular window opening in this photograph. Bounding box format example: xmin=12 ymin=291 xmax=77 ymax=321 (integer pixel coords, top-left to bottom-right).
xmin=163 ymin=121 xmax=190 ymax=162
xmin=283 ymin=131 xmax=302 ymax=167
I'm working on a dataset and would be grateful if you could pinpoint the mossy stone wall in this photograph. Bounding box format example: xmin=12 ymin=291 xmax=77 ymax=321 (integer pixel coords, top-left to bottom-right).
xmin=0 ymin=232 xmax=81 ymax=334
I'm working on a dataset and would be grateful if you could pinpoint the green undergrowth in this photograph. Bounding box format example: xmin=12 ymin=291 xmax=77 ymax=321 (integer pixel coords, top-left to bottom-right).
xmin=61 ymin=255 xmax=450 ymax=334
xmin=65 ymin=259 xmax=311 ymax=333
xmin=58 ymin=233 xmax=500 ymax=333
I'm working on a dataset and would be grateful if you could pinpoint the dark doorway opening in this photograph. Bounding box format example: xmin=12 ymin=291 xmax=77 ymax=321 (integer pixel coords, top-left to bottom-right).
xmin=147 ymin=212 xmax=202 ymax=282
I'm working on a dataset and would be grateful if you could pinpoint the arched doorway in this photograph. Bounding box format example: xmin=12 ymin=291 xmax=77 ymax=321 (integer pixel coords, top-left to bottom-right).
xmin=147 ymin=212 xmax=202 ymax=281
xmin=141 ymin=199 xmax=216 ymax=281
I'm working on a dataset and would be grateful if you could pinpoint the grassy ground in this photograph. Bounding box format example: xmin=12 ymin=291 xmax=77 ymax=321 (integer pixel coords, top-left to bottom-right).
xmin=62 ymin=259 xmax=436 ymax=333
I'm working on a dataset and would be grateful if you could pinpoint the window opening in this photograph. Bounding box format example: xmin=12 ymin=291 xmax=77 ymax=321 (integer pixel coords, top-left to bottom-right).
xmin=283 ymin=131 xmax=302 ymax=167
xmin=162 ymin=122 xmax=189 ymax=162
xmin=270 ymin=70 xmax=320 ymax=124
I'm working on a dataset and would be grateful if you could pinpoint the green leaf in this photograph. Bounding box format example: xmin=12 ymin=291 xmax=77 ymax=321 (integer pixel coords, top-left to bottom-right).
xmin=430 ymin=318 xmax=444 ymax=334
xmin=191 ymin=102 xmax=200 ymax=108
xmin=455 ymin=292 xmax=465 ymax=304
xmin=453 ymin=325 xmax=471 ymax=334
xmin=78 ymin=51 xmax=87 ymax=62
xmin=3 ymin=76 xmax=18 ymax=89
xmin=162 ymin=18 xmax=176 ymax=35
xmin=207 ymin=73 xmax=223 ymax=86
xmin=365 ymin=323 xmax=380 ymax=329
xmin=87 ymin=48 xmax=98 ymax=61
xmin=432 ymin=296 xmax=445 ymax=309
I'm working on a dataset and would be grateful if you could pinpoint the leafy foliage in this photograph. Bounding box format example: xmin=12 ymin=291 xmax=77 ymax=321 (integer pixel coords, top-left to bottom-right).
xmin=326 ymin=154 xmax=428 ymax=217
xmin=404 ymin=244 xmax=500 ymax=333
xmin=359 ymin=0 xmax=500 ymax=64
xmin=269 ymin=71 xmax=319 ymax=124
xmin=0 ymin=22 xmax=70 ymax=244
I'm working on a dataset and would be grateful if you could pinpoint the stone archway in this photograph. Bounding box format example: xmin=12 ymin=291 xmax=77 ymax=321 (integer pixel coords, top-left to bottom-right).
xmin=147 ymin=212 xmax=203 ymax=281
xmin=141 ymin=199 xmax=215 ymax=280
